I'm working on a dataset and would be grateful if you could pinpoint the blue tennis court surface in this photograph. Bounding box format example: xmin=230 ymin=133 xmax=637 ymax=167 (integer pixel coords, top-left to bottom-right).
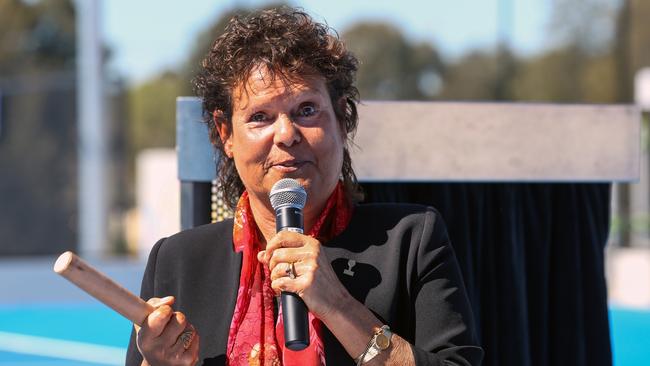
xmin=609 ymin=307 xmax=650 ymax=366
xmin=0 ymin=304 xmax=131 ymax=365
xmin=0 ymin=304 xmax=648 ymax=365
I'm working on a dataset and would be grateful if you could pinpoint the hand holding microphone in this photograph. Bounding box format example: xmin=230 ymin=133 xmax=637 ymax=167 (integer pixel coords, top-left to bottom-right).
xmin=262 ymin=178 xmax=352 ymax=351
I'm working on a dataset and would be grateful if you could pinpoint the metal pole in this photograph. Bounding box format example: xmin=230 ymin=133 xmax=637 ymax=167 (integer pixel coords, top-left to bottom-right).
xmin=76 ymin=0 xmax=107 ymax=257
xmin=180 ymin=182 xmax=213 ymax=230
xmin=615 ymin=0 xmax=632 ymax=247
xmin=636 ymin=68 xmax=650 ymax=245
xmin=0 ymin=88 xmax=4 ymax=139
xmin=176 ymin=97 xmax=218 ymax=229
xmin=495 ymin=0 xmax=513 ymax=100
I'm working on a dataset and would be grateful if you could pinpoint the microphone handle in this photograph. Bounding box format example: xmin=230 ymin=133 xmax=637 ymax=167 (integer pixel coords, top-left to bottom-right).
xmin=276 ymin=206 xmax=310 ymax=350
xmin=281 ymin=291 xmax=310 ymax=350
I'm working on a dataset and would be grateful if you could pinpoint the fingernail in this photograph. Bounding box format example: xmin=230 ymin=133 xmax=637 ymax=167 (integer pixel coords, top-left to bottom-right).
xmin=153 ymin=296 xmax=173 ymax=306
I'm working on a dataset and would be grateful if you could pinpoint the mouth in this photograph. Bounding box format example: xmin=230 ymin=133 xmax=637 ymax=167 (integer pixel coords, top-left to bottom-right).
xmin=270 ymin=160 xmax=308 ymax=173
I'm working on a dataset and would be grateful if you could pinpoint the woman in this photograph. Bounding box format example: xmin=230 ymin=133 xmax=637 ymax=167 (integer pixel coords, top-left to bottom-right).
xmin=126 ymin=7 xmax=482 ymax=366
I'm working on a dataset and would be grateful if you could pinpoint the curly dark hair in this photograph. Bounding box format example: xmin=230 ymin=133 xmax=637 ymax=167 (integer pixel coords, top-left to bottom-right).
xmin=193 ymin=7 xmax=362 ymax=209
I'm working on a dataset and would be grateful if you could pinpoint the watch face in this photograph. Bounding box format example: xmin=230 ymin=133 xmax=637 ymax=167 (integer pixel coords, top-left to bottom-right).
xmin=376 ymin=333 xmax=390 ymax=350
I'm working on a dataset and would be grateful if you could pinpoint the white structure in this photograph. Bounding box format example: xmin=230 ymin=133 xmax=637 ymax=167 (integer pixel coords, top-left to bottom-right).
xmin=635 ymin=67 xmax=650 ymax=111
xmin=607 ymin=247 xmax=650 ymax=308
xmin=76 ymin=0 xmax=107 ymax=257
xmin=353 ymin=102 xmax=639 ymax=182
xmin=135 ymin=149 xmax=180 ymax=260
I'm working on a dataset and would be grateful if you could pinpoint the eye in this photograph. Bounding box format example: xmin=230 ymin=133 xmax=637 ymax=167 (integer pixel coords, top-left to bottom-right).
xmin=249 ymin=112 xmax=268 ymax=122
xmin=298 ymin=103 xmax=318 ymax=117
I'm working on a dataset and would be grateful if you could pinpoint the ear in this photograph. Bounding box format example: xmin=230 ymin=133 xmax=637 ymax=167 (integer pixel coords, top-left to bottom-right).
xmin=213 ymin=109 xmax=234 ymax=158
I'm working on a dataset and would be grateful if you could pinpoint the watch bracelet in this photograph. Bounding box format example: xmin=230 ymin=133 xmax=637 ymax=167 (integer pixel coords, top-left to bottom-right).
xmin=355 ymin=325 xmax=390 ymax=366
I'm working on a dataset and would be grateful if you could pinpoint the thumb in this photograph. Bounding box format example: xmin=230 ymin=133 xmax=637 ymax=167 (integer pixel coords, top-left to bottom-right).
xmin=147 ymin=296 xmax=175 ymax=308
xmin=135 ymin=296 xmax=176 ymax=333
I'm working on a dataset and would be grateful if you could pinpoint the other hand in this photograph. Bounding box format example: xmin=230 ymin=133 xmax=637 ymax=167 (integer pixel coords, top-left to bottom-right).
xmin=136 ymin=296 xmax=199 ymax=366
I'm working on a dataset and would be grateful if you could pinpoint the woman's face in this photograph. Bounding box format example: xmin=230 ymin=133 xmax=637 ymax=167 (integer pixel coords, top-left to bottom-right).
xmin=220 ymin=66 xmax=345 ymax=214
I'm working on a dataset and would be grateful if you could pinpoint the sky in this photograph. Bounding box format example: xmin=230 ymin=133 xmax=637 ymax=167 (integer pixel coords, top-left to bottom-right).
xmin=103 ymin=0 xmax=552 ymax=85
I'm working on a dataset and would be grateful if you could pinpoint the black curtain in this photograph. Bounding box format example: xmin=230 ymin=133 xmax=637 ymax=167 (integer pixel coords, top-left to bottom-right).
xmin=361 ymin=182 xmax=612 ymax=366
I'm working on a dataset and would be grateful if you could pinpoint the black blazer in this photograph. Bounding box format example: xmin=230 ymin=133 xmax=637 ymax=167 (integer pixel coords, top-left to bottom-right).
xmin=126 ymin=203 xmax=483 ymax=365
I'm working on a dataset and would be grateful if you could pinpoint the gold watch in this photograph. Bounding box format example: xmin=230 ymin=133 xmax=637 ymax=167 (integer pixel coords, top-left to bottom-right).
xmin=355 ymin=325 xmax=393 ymax=365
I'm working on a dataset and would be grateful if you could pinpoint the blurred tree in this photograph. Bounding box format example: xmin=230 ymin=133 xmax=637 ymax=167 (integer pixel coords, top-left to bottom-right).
xmin=547 ymin=0 xmax=618 ymax=56
xmin=580 ymin=53 xmax=618 ymax=103
xmin=127 ymin=71 xmax=185 ymax=152
xmin=613 ymin=0 xmax=650 ymax=101
xmin=507 ymin=0 xmax=621 ymax=104
xmin=440 ymin=0 xmax=626 ymax=104
xmin=629 ymin=0 xmax=650 ymax=73
xmin=439 ymin=48 xmax=517 ymax=101
xmin=342 ymin=22 xmax=444 ymax=100
xmin=438 ymin=0 xmax=620 ymax=103
xmin=0 ymin=0 xmax=76 ymax=72
xmin=510 ymin=46 xmax=586 ymax=102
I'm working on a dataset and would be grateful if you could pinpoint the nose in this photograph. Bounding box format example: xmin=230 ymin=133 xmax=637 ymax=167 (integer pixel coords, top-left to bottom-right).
xmin=273 ymin=114 xmax=301 ymax=147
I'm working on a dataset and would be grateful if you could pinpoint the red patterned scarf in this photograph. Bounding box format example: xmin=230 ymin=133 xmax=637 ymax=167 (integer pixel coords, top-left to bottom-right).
xmin=226 ymin=182 xmax=353 ymax=366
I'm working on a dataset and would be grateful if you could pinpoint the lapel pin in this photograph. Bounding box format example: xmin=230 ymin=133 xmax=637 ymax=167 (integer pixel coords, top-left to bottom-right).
xmin=343 ymin=259 xmax=356 ymax=277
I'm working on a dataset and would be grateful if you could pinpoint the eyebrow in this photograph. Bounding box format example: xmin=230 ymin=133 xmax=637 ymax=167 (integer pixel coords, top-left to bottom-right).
xmin=237 ymin=89 xmax=325 ymax=112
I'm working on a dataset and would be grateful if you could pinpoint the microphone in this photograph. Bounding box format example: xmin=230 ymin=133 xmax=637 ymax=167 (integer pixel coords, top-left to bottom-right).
xmin=269 ymin=178 xmax=310 ymax=351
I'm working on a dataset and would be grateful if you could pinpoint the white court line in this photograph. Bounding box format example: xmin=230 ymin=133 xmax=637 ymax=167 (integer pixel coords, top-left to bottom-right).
xmin=0 ymin=331 xmax=125 ymax=365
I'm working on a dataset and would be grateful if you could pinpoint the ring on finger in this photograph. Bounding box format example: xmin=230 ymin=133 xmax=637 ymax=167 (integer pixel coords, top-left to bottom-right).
xmin=285 ymin=262 xmax=297 ymax=279
xmin=178 ymin=328 xmax=195 ymax=350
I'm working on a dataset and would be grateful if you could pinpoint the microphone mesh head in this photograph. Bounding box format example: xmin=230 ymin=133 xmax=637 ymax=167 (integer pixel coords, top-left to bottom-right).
xmin=269 ymin=178 xmax=307 ymax=210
